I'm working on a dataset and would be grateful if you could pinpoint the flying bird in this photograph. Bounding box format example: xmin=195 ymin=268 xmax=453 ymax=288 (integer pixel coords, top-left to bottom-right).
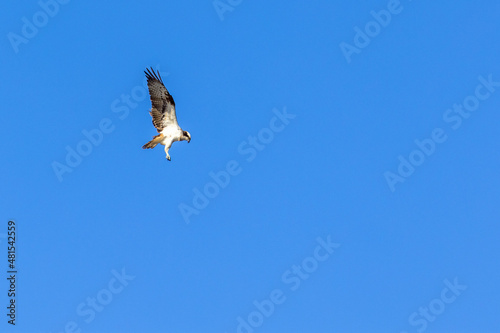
xmin=142 ymin=67 xmax=191 ymax=160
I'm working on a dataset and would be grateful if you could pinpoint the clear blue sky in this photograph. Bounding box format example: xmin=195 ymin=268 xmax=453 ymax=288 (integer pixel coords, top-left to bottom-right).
xmin=1 ymin=1 xmax=500 ymax=332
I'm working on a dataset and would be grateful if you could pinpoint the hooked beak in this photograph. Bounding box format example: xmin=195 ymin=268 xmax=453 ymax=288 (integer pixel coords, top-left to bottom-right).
xmin=183 ymin=131 xmax=191 ymax=143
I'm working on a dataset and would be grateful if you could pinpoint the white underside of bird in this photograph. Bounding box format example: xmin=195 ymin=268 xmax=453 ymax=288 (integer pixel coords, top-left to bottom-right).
xmin=160 ymin=124 xmax=184 ymax=160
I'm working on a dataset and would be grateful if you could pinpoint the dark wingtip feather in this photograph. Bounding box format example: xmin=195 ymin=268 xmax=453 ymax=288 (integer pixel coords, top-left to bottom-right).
xmin=144 ymin=67 xmax=153 ymax=81
xmin=144 ymin=66 xmax=164 ymax=85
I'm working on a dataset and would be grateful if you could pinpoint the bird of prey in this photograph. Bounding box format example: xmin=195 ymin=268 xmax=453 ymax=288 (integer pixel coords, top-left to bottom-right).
xmin=142 ymin=67 xmax=191 ymax=160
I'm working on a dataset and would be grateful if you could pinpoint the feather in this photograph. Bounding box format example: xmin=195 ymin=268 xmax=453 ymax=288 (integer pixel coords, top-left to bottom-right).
xmin=145 ymin=67 xmax=177 ymax=132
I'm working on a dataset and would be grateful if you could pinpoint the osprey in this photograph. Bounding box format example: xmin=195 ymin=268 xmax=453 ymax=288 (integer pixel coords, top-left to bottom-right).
xmin=142 ymin=67 xmax=191 ymax=160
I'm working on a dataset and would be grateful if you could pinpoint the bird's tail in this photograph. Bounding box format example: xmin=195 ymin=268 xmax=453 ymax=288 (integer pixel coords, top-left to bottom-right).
xmin=142 ymin=134 xmax=164 ymax=149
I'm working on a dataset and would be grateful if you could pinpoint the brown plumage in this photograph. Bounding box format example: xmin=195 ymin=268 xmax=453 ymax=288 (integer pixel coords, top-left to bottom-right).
xmin=144 ymin=67 xmax=176 ymax=133
xmin=141 ymin=67 xmax=191 ymax=161
xmin=142 ymin=134 xmax=165 ymax=149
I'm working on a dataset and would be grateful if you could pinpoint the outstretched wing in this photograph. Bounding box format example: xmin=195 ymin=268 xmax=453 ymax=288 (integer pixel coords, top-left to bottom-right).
xmin=145 ymin=67 xmax=177 ymax=132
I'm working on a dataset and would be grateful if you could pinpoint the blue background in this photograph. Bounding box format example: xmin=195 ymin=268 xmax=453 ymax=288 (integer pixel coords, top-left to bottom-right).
xmin=1 ymin=1 xmax=500 ymax=332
